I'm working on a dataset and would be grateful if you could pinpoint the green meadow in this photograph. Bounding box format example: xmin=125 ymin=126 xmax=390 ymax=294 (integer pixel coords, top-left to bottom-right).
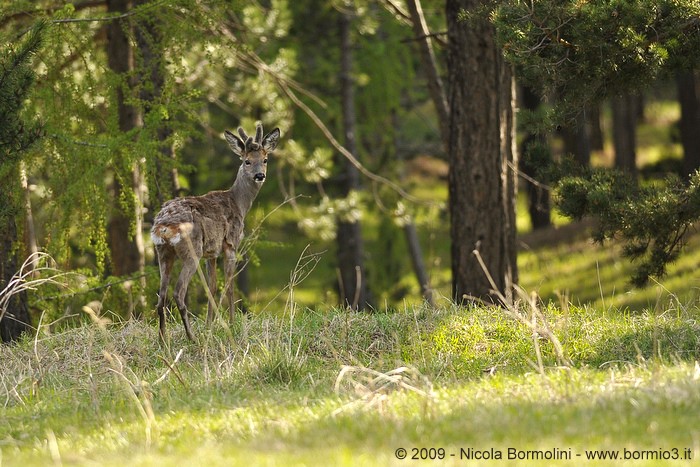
xmin=2 ymin=298 xmax=699 ymax=466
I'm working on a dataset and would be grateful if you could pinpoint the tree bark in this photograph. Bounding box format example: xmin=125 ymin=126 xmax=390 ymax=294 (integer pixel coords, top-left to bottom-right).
xmin=611 ymin=93 xmax=638 ymax=175
xmin=337 ymin=7 xmax=371 ymax=310
xmin=677 ymin=71 xmax=700 ymax=180
xmin=0 ymin=185 xmax=31 ymax=343
xmin=106 ymin=0 xmax=144 ymax=277
xmin=446 ymin=0 xmax=518 ymax=304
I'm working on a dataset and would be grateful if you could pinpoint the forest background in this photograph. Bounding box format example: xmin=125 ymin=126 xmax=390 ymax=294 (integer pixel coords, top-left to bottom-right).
xmin=2 ymin=0 xmax=700 ymax=342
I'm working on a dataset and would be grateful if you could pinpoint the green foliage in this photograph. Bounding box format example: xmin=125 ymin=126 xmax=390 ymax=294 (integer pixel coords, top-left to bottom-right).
xmin=0 ymin=19 xmax=45 ymax=220
xmin=557 ymin=169 xmax=700 ymax=286
xmin=2 ymin=1 xmax=294 ymax=273
xmin=283 ymin=0 xmax=422 ymax=247
xmin=0 ymin=21 xmax=45 ymax=164
xmin=494 ymin=1 xmax=700 ymax=288
xmin=494 ymin=0 xmax=700 ymax=107
xmin=1 ymin=0 xmax=439 ymax=318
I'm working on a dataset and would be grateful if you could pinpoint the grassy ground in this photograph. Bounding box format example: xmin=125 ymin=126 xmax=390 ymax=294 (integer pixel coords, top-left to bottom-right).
xmin=2 ymin=298 xmax=700 ymax=466
xmin=519 ymin=222 xmax=700 ymax=312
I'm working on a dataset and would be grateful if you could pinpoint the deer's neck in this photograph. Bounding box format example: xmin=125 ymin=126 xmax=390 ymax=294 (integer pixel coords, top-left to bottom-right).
xmin=230 ymin=168 xmax=261 ymax=216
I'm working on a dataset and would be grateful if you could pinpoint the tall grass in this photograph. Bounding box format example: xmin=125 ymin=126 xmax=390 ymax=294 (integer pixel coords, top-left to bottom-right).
xmin=3 ymin=296 xmax=699 ymax=401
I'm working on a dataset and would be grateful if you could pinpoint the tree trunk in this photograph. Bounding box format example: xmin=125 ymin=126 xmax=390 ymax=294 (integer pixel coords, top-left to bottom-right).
xmin=403 ymin=223 xmax=434 ymax=305
xmin=446 ymin=0 xmax=518 ymax=304
xmin=587 ymin=104 xmax=604 ymax=152
xmin=611 ymin=93 xmax=637 ymax=175
xmin=561 ymin=110 xmax=591 ymax=167
xmin=0 ymin=22 xmax=44 ymax=342
xmin=20 ymin=164 xmax=38 ymax=271
xmin=0 ymin=186 xmax=31 ymax=343
xmin=337 ymin=7 xmax=371 ymax=309
xmin=520 ymin=85 xmax=551 ymax=230
xmin=106 ymin=0 xmax=144 ymax=277
xmin=677 ymin=71 xmax=700 ymax=180
xmin=391 ymin=109 xmax=435 ymax=305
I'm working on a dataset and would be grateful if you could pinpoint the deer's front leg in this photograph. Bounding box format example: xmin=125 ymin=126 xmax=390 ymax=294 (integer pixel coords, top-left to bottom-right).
xmin=205 ymin=257 xmax=217 ymax=325
xmin=223 ymin=248 xmax=238 ymax=320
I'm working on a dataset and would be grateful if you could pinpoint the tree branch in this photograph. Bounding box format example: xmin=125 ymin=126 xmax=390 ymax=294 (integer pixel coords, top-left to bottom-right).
xmin=0 ymin=1 xmax=105 ymax=29
xmin=379 ymin=0 xmax=412 ymax=25
xmin=275 ymin=70 xmax=428 ymax=205
xmin=400 ymin=30 xmax=447 ymax=47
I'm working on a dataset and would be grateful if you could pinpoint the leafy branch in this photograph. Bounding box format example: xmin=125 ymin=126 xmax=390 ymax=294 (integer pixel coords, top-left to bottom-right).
xmin=494 ymin=0 xmax=700 ymax=107
xmin=557 ymin=169 xmax=700 ymax=287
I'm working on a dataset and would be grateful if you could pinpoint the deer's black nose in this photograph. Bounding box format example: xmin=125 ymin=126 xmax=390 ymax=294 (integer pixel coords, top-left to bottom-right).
xmin=254 ymin=173 xmax=266 ymax=182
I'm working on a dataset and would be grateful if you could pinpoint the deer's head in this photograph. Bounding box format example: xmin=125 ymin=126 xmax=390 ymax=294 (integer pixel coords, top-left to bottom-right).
xmin=224 ymin=123 xmax=280 ymax=184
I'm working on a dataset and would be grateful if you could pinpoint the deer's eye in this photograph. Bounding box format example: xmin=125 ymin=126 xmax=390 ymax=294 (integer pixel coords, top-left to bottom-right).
xmin=263 ymin=159 xmax=268 ymax=164
xmin=244 ymin=160 xmax=251 ymax=165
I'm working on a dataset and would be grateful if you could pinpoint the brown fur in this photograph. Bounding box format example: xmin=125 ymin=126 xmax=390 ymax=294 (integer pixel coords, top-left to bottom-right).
xmin=152 ymin=123 xmax=280 ymax=341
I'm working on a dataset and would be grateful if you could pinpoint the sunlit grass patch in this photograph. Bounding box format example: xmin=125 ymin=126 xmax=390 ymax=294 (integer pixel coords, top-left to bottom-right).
xmin=519 ymin=226 xmax=700 ymax=312
xmin=4 ymin=357 xmax=700 ymax=465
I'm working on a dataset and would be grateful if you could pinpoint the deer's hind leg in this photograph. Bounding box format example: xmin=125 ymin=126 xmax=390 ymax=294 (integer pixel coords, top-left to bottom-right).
xmin=173 ymin=254 xmax=198 ymax=341
xmin=155 ymin=246 xmax=175 ymax=342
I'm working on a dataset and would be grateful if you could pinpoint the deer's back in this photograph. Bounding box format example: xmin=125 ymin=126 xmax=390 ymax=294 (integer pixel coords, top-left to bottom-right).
xmin=151 ymin=191 xmax=244 ymax=258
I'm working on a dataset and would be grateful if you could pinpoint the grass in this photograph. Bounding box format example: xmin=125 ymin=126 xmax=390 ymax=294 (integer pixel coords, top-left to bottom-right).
xmin=2 ymin=298 xmax=700 ymax=465
xmin=518 ymin=223 xmax=700 ymax=311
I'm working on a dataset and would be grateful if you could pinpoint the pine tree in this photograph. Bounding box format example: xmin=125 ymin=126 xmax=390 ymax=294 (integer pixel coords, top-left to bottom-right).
xmin=495 ymin=0 xmax=700 ymax=108
xmin=494 ymin=0 xmax=700 ymax=287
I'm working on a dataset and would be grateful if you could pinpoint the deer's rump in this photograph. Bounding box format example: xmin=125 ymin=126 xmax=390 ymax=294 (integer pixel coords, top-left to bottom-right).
xmin=151 ymin=196 xmax=243 ymax=258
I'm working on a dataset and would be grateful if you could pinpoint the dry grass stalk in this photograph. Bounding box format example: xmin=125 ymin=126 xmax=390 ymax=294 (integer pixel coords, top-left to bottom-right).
xmin=473 ymin=249 xmax=572 ymax=369
xmin=0 ymin=252 xmax=69 ymax=326
xmin=332 ymin=365 xmax=434 ymax=415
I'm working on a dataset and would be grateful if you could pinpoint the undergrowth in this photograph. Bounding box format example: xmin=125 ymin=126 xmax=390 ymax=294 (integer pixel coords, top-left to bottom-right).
xmin=3 ymin=301 xmax=699 ymax=403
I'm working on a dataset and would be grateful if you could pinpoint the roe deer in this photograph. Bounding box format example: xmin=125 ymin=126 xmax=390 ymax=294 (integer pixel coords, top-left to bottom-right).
xmin=151 ymin=123 xmax=280 ymax=341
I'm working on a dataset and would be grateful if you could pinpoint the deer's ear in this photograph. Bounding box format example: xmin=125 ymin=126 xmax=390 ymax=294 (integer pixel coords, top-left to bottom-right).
xmin=262 ymin=128 xmax=280 ymax=152
xmin=225 ymin=130 xmax=245 ymax=158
